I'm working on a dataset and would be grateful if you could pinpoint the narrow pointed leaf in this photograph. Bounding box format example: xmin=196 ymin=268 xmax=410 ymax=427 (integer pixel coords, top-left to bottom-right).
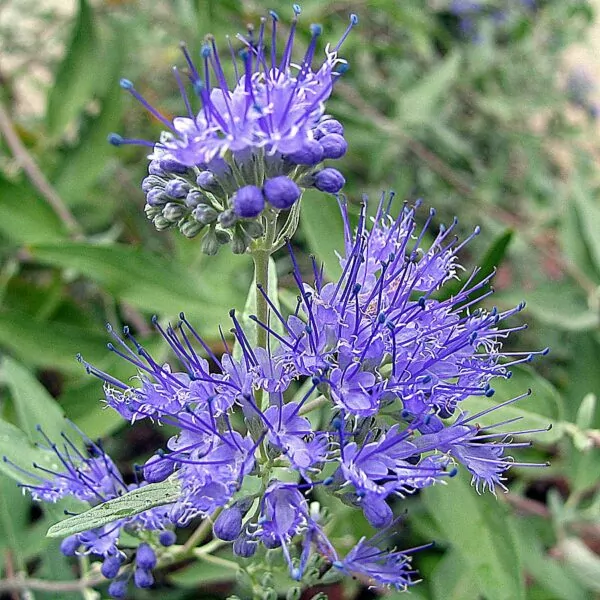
xmin=46 ymin=479 xmax=181 ymax=538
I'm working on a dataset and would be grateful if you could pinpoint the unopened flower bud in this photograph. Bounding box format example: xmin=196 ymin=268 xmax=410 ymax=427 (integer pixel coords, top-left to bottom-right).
xmin=148 ymin=161 xmax=164 ymax=176
xmin=180 ymin=219 xmax=205 ymax=238
xmin=185 ymin=190 xmax=205 ymax=208
xmin=163 ymin=202 xmax=186 ymax=222
xmin=142 ymin=176 xmax=164 ymax=193
xmin=262 ymin=536 xmax=282 ymax=549
xmin=315 ymin=118 xmax=344 ymax=138
xmin=233 ymin=185 xmax=265 ymax=218
xmin=165 ymin=179 xmax=190 ymax=199
xmin=134 ymin=567 xmax=154 ymax=588
xmin=159 ymin=530 xmax=177 ymax=547
xmin=218 ymin=208 xmax=238 ymax=228
xmin=196 ymin=171 xmax=217 ymax=190
xmin=193 ymin=204 xmax=218 ymax=225
xmin=233 ymin=530 xmax=258 ymax=558
xmin=362 ymin=498 xmax=393 ymax=529
xmin=60 ymin=535 xmax=80 ymax=556
xmin=215 ymin=230 xmax=230 ymax=244
xmin=158 ymin=158 xmax=188 ymax=174
xmin=143 ymin=454 xmax=174 ymax=483
xmin=286 ymin=139 xmax=323 ymax=166
xmin=320 ymin=133 xmax=347 ymax=159
xmin=201 ymin=229 xmax=221 ymax=255
xmin=213 ymin=504 xmax=243 ymax=541
xmin=101 ymin=554 xmax=124 ymax=579
xmin=146 ymin=188 xmax=168 ymax=207
xmin=136 ymin=543 xmax=157 ymax=570
xmin=144 ymin=205 xmax=162 ymax=219
xmin=263 ymin=176 xmax=301 ymax=210
xmin=242 ymin=220 xmax=264 ymax=239
xmin=153 ymin=215 xmax=172 ymax=231
xmin=287 ymin=586 xmax=302 ymax=600
xmin=108 ymin=580 xmax=127 ymax=599
xmin=313 ymin=168 xmax=345 ymax=193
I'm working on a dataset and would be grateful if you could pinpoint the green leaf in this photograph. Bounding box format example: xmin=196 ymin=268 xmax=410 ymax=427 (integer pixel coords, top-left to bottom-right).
xmin=561 ymin=198 xmax=600 ymax=282
xmin=460 ymin=366 xmax=563 ymax=443
xmin=0 ymin=356 xmax=65 ymax=443
xmin=168 ymin=558 xmax=237 ymax=587
xmin=562 ymin=333 xmax=600 ymax=425
xmin=513 ymin=519 xmax=589 ymax=600
xmin=46 ymin=479 xmax=181 ymax=538
xmin=430 ymin=550 xmax=481 ymax=600
xmin=300 ymin=190 xmax=344 ymax=281
xmin=53 ymin=25 xmax=125 ymax=207
xmin=571 ymin=179 xmax=600 ymax=278
xmin=0 ymin=418 xmax=66 ymax=485
xmin=558 ymin=538 xmax=600 ymax=593
xmin=0 ymin=175 xmax=68 ymax=244
xmin=496 ymin=281 xmax=599 ymax=332
xmin=35 ymin=540 xmax=82 ymax=599
xmin=576 ymin=393 xmax=597 ymax=431
xmin=438 ymin=228 xmax=513 ymax=301
xmin=29 ymin=242 xmax=238 ymax=331
xmin=423 ymin=473 xmax=526 ymax=600
xmin=46 ymin=0 xmax=98 ymax=137
xmin=0 ymin=472 xmax=30 ymax=571
xmin=396 ymin=52 xmax=461 ymax=128
xmin=0 ymin=309 xmax=107 ymax=373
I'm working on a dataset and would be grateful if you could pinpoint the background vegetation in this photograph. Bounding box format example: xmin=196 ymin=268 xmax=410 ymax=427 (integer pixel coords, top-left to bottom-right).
xmin=1 ymin=0 xmax=600 ymax=598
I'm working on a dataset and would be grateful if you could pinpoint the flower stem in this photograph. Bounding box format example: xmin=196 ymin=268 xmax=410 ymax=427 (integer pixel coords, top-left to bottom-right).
xmin=181 ymin=508 xmax=222 ymax=555
xmin=251 ymin=214 xmax=278 ymax=353
xmin=253 ymin=248 xmax=271 ymax=352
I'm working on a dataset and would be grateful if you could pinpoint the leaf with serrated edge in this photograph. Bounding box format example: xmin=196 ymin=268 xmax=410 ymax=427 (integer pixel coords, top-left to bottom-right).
xmin=46 ymin=479 xmax=181 ymax=538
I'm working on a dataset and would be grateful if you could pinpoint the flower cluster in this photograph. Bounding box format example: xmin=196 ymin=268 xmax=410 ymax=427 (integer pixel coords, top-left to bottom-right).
xmin=4 ymin=425 xmax=175 ymax=598
xmin=111 ymin=8 xmax=353 ymax=252
xmin=8 ymin=6 xmax=546 ymax=598
xmin=45 ymin=195 xmax=542 ymax=595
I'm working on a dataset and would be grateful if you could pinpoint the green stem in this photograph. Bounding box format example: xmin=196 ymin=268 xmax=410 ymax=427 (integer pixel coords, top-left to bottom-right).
xmin=191 ymin=550 xmax=240 ymax=572
xmin=77 ymin=556 xmax=97 ymax=600
xmin=253 ymin=248 xmax=271 ymax=352
xmin=181 ymin=509 xmax=222 ymax=555
xmin=251 ymin=214 xmax=278 ymax=353
xmin=298 ymin=394 xmax=328 ymax=416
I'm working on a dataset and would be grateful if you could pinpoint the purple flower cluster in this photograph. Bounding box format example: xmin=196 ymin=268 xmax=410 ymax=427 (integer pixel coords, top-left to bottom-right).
xmin=112 ymin=8 xmax=352 ymax=250
xmin=6 ymin=426 xmax=174 ymax=597
xmin=55 ymin=196 xmax=545 ymax=592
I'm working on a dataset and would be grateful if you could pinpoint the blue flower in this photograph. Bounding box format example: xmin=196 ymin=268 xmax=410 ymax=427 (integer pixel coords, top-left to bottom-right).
xmin=12 ymin=425 xmax=172 ymax=560
xmin=112 ymin=10 xmax=357 ymax=243
xmin=331 ymin=531 xmax=426 ymax=591
xmin=67 ymin=196 xmax=546 ymax=586
xmin=116 ymin=11 xmax=356 ymax=166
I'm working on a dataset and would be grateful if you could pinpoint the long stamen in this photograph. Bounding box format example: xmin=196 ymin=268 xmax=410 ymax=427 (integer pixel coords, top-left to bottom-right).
xmin=119 ymin=79 xmax=174 ymax=130
xmin=334 ymin=14 xmax=359 ymax=52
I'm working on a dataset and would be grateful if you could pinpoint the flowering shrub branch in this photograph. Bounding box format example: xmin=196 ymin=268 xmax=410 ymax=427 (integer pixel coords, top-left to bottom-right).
xmin=1 ymin=5 xmax=549 ymax=599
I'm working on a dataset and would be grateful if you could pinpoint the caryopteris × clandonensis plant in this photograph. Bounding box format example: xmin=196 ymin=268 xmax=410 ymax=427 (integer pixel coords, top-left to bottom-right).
xmin=3 ymin=6 xmax=548 ymax=599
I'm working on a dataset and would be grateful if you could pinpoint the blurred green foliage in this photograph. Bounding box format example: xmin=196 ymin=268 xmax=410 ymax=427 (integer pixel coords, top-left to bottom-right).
xmin=1 ymin=0 xmax=600 ymax=598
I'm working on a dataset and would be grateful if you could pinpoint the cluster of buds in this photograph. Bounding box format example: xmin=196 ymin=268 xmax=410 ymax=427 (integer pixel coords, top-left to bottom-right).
xmin=109 ymin=7 xmax=356 ymax=254
xmin=133 ymin=115 xmax=346 ymax=254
